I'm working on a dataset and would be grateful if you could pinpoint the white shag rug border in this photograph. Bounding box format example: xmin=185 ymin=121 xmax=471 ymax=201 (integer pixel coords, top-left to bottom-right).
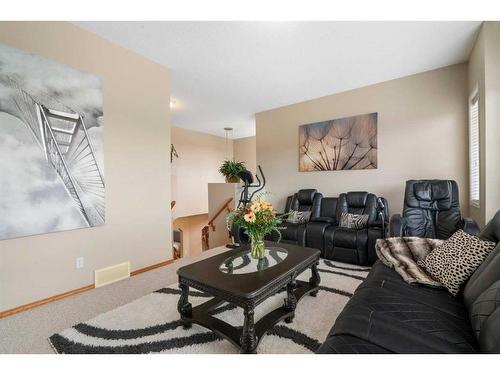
xmin=49 ymin=259 xmax=369 ymax=354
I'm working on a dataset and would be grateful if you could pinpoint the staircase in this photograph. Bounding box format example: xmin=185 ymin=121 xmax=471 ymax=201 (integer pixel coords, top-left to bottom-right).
xmin=171 ymin=201 xmax=183 ymax=260
xmin=202 ymin=197 xmax=234 ymax=250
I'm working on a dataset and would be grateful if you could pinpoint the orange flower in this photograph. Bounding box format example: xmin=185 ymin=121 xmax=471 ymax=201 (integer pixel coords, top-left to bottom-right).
xmin=244 ymin=211 xmax=256 ymax=223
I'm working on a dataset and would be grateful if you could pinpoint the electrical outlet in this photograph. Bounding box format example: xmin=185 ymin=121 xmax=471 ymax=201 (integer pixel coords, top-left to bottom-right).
xmin=75 ymin=257 xmax=84 ymax=269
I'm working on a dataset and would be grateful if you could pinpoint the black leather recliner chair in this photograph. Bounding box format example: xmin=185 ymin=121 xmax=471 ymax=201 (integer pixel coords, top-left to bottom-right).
xmin=273 ymin=189 xmax=322 ymax=246
xmin=323 ymin=192 xmax=388 ymax=266
xmin=390 ymin=180 xmax=480 ymax=239
xmin=317 ymin=210 xmax=500 ymax=353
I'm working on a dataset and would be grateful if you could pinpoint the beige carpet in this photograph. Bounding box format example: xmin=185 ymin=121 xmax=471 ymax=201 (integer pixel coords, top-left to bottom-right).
xmin=0 ymin=247 xmax=227 ymax=354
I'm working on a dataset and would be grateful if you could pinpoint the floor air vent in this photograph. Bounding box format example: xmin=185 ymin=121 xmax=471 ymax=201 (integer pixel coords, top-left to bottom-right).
xmin=95 ymin=261 xmax=130 ymax=288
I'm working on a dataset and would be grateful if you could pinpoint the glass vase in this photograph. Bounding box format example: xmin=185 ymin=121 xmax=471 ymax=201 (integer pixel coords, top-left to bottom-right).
xmin=250 ymin=233 xmax=266 ymax=259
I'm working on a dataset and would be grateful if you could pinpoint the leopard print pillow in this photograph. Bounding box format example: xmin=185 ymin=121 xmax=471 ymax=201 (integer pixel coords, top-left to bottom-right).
xmin=418 ymin=230 xmax=496 ymax=296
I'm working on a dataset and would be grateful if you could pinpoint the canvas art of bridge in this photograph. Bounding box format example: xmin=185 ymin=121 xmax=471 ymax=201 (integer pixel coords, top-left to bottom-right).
xmin=1 ymin=75 xmax=105 ymax=228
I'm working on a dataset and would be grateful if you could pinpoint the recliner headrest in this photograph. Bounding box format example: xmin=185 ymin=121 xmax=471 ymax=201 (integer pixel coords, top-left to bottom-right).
xmin=406 ymin=180 xmax=455 ymax=210
xmin=346 ymin=192 xmax=369 ymax=208
xmin=297 ymin=189 xmax=317 ymax=205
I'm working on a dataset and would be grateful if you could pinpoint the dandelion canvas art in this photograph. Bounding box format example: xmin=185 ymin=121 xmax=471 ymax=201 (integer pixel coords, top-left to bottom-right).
xmin=299 ymin=112 xmax=377 ymax=172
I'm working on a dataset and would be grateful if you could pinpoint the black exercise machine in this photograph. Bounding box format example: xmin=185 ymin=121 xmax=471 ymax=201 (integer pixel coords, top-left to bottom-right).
xmin=237 ymin=165 xmax=266 ymax=208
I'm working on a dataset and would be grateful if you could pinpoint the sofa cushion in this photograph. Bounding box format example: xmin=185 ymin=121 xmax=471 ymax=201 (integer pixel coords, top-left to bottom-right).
xmin=323 ymin=226 xmax=373 ymax=265
xmin=331 ymin=227 xmax=358 ymax=249
xmin=327 ymin=262 xmax=479 ymax=353
xmin=418 ymin=230 xmax=496 ymax=296
xmin=362 ymin=262 xmax=468 ymax=317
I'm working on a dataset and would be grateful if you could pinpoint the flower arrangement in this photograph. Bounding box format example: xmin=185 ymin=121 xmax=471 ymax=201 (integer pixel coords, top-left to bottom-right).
xmin=226 ymin=196 xmax=283 ymax=259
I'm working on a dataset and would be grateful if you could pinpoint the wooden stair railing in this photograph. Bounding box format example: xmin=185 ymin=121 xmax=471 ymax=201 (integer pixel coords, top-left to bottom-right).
xmin=202 ymin=197 xmax=234 ymax=251
xmin=207 ymin=197 xmax=233 ymax=231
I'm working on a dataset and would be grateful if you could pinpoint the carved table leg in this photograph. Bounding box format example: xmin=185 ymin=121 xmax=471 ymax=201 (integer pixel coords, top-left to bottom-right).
xmin=309 ymin=262 xmax=320 ymax=297
xmin=240 ymin=306 xmax=257 ymax=354
xmin=177 ymin=282 xmax=192 ymax=329
xmin=284 ymin=278 xmax=297 ymax=323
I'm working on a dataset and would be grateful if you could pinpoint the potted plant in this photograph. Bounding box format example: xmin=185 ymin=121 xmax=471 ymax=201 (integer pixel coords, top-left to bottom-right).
xmin=226 ymin=197 xmax=283 ymax=259
xmin=219 ymin=159 xmax=245 ymax=183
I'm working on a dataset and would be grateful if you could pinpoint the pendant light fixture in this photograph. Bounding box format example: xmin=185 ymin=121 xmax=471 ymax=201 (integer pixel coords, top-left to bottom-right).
xmin=224 ymin=127 xmax=233 ymax=159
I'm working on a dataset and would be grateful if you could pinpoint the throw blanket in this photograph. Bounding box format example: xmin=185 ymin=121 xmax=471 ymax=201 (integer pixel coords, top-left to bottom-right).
xmin=375 ymin=237 xmax=444 ymax=288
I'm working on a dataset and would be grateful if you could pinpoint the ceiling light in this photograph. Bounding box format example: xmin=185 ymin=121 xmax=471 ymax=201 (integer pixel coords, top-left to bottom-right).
xmin=170 ymin=99 xmax=176 ymax=109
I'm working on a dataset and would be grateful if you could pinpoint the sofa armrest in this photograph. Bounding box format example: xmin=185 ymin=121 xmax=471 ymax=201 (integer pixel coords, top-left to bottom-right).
xmin=389 ymin=214 xmax=406 ymax=237
xmin=462 ymin=217 xmax=480 ymax=236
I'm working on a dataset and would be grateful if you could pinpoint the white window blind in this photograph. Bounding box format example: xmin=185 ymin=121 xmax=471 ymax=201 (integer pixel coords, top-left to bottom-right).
xmin=469 ymin=92 xmax=480 ymax=207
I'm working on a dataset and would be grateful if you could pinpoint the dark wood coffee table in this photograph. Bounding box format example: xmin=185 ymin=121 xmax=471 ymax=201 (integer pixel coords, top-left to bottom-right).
xmin=176 ymin=242 xmax=321 ymax=353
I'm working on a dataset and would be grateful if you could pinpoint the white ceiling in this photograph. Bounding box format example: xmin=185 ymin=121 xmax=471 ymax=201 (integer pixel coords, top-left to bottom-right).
xmin=74 ymin=21 xmax=481 ymax=138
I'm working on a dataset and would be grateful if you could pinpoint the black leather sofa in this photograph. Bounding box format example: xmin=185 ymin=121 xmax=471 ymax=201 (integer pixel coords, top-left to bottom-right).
xmin=317 ymin=210 xmax=500 ymax=353
xmin=271 ymin=190 xmax=388 ymax=266
xmin=390 ymin=179 xmax=480 ymax=239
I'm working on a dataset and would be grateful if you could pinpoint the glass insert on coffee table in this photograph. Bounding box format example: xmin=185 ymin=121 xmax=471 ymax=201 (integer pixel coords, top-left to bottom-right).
xmin=219 ymin=247 xmax=288 ymax=274
xmin=176 ymin=242 xmax=321 ymax=354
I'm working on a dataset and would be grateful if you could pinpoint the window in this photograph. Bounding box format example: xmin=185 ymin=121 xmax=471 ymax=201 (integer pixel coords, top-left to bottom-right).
xmin=469 ymin=90 xmax=480 ymax=208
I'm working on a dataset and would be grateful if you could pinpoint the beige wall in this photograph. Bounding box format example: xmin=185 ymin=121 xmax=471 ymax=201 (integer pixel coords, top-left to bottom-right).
xmin=483 ymin=22 xmax=500 ymax=222
xmin=171 ymin=127 xmax=233 ymax=219
xmin=256 ymin=64 xmax=469 ymax=216
xmin=0 ymin=22 xmax=171 ymax=311
xmin=234 ymin=136 xmax=257 ymax=175
xmin=468 ymin=21 xmax=500 ymax=225
xmin=468 ymin=23 xmax=487 ymax=225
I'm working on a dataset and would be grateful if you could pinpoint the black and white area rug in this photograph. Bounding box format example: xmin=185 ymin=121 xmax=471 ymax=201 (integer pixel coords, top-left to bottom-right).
xmin=49 ymin=260 xmax=369 ymax=354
